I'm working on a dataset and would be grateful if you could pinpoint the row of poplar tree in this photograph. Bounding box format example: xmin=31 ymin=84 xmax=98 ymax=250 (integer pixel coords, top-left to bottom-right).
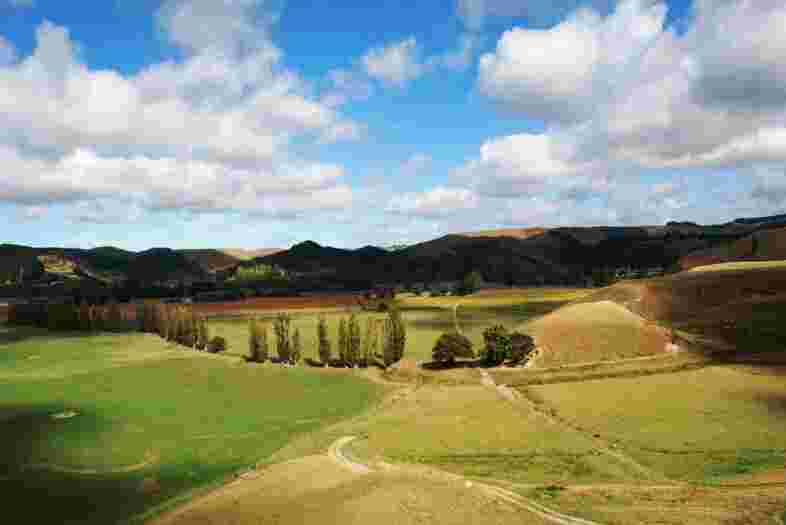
xmin=247 ymin=307 xmax=406 ymax=367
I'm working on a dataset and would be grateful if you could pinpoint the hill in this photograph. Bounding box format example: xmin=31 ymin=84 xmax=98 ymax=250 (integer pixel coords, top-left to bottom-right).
xmin=179 ymin=250 xmax=241 ymax=272
xmin=679 ymin=227 xmax=786 ymax=270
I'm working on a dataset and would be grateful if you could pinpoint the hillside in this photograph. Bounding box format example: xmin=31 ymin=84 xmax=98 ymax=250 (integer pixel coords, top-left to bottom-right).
xmin=251 ymin=216 xmax=786 ymax=289
xmin=179 ymin=250 xmax=241 ymax=272
xmin=679 ymin=227 xmax=786 ymax=270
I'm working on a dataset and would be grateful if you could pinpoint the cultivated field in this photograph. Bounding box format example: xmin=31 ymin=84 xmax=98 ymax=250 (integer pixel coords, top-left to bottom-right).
xmin=524 ymin=365 xmax=786 ymax=482
xmin=0 ymin=326 xmax=382 ymax=525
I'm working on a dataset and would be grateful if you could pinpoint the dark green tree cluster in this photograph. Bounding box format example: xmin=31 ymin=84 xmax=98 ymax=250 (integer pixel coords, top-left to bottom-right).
xmin=432 ymin=332 xmax=474 ymax=366
xmin=317 ymin=316 xmax=331 ymax=366
xmin=481 ymin=325 xmax=535 ymax=366
xmin=455 ymin=271 xmax=482 ymax=296
xmin=274 ymin=313 xmax=293 ymax=363
xmin=8 ymin=299 xmax=130 ymax=332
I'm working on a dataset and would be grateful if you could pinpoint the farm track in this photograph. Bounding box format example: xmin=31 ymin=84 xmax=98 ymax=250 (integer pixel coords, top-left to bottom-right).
xmin=330 ymin=436 xmax=605 ymax=525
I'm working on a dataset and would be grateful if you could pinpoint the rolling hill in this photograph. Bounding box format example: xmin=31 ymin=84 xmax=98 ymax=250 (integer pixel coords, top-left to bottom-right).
xmin=679 ymin=227 xmax=786 ymax=270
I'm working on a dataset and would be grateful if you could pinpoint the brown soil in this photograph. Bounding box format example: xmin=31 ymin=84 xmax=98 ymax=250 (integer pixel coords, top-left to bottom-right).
xmin=193 ymin=294 xmax=361 ymax=316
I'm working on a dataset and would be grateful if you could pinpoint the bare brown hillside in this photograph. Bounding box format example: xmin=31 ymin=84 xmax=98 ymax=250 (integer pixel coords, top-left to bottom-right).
xmin=679 ymin=227 xmax=786 ymax=270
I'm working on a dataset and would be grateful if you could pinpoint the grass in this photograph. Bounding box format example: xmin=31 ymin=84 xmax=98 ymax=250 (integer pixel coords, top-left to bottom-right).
xmin=689 ymin=260 xmax=786 ymax=273
xmin=0 ymin=326 xmax=382 ymax=525
xmin=527 ymin=365 xmax=786 ymax=482
xmin=362 ymin=385 xmax=644 ymax=484
xmin=209 ymin=287 xmax=589 ymax=363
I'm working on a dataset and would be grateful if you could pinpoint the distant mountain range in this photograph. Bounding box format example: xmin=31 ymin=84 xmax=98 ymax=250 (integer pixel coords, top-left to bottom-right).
xmin=2 ymin=213 xmax=785 ymax=291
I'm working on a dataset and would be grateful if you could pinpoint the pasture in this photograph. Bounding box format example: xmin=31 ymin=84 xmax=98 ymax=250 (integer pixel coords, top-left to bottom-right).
xmin=359 ymin=384 xmax=645 ymax=485
xmin=0 ymin=327 xmax=382 ymax=524
xmin=525 ymin=365 xmax=786 ymax=482
xmin=207 ymin=287 xmax=590 ymax=363
xmin=688 ymin=260 xmax=786 ymax=273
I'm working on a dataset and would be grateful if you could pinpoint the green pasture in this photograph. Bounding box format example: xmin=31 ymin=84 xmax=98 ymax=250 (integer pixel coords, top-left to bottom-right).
xmin=527 ymin=365 xmax=786 ymax=482
xmin=0 ymin=326 xmax=382 ymax=524
xmin=208 ymin=287 xmax=588 ymax=362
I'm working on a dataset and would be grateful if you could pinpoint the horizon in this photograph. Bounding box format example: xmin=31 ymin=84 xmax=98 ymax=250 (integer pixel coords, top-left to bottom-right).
xmin=2 ymin=0 xmax=786 ymax=251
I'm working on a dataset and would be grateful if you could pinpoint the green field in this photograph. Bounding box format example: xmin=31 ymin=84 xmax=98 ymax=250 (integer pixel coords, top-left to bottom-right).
xmin=526 ymin=365 xmax=786 ymax=482
xmin=209 ymin=288 xmax=589 ymax=363
xmin=0 ymin=326 xmax=382 ymax=524
xmin=689 ymin=260 xmax=786 ymax=273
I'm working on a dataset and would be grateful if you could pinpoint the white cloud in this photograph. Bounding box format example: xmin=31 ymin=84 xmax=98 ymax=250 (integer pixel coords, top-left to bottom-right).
xmin=478 ymin=0 xmax=667 ymax=123
xmin=362 ymin=37 xmax=425 ymax=86
xmin=464 ymin=0 xmax=786 ymax=212
xmin=387 ymin=186 xmax=479 ymax=219
xmin=0 ymin=1 xmax=360 ymax=222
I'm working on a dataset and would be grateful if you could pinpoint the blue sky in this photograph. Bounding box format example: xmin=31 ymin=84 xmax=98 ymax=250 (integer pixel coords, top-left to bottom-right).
xmin=0 ymin=0 xmax=784 ymax=250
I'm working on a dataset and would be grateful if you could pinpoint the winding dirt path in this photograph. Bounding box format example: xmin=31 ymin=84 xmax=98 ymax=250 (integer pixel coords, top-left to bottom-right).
xmin=329 ymin=436 xmax=604 ymax=525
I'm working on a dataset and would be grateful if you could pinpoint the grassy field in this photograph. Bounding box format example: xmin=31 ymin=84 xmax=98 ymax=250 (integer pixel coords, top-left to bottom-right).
xmin=688 ymin=260 xmax=786 ymax=273
xmin=0 ymin=326 xmax=382 ymax=525
xmin=525 ymin=365 xmax=786 ymax=482
xmin=359 ymin=384 xmax=644 ymax=485
xmin=208 ymin=287 xmax=591 ymax=363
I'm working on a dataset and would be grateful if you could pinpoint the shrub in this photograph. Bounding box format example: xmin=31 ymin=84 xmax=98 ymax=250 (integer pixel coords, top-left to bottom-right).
xmin=361 ymin=318 xmax=378 ymax=368
xmin=274 ymin=313 xmax=291 ymax=363
xmin=317 ymin=317 xmax=331 ymax=366
xmin=383 ymin=305 xmax=406 ymax=367
xmin=107 ymin=300 xmax=124 ymax=332
xmin=509 ymin=332 xmax=535 ymax=364
xmin=79 ymin=301 xmax=91 ymax=331
xmin=458 ymin=271 xmax=483 ymax=296
xmin=482 ymin=325 xmax=510 ymax=366
xmin=432 ymin=332 xmax=474 ymax=365
xmin=207 ymin=336 xmax=227 ymax=353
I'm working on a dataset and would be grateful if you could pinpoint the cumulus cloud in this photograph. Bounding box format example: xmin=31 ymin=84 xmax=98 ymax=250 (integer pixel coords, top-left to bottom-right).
xmin=0 ymin=1 xmax=360 ymax=222
xmin=362 ymin=37 xmax=425 ymax=86
xmin=387 ymin=187 xmax=479 ymax=219
xmin=478 ymin=0 xmax=667 ymax=123
xmin=462 ymin=0 xmax=786 ymax=213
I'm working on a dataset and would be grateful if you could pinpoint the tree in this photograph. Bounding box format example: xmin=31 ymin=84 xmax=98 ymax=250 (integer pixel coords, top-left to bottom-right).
xmin=482 ymin=325 xmax=510 ymax=366
xmin=361 ymin=318 xmax=378 ymax=367
xmin=207 ymin=336 xmax=227 ymax=353
xmin=197 ymin=316 xmax=209 ymax=351
xmin=347 ymin=314 xmax=361 ymax=367
xmin=274 ymin=313 xmax=291 ymax=363
xmin=383 ymin=305 xmax=406 ymax=367
xmin=291 ymin=328 xmax=302 ymax=365
xmin=107 ymin=299 xmax=124 ymax=332
xmin=248 ymin=318 xmax=261 ymax=362
xmin=432 ymin=332 xmax=474 ymax=366
xmin=458 ymin=271 xmax=482 ymax=296
xmin=317 ymin=316 xmax=331 ymax=366
xmin=509 ymin=332 xmax=535 ymax=364
xmin=79 ymin=301 xmax=91 ymax=331
xmin=338 ymin=318 xmax=348 ymax=365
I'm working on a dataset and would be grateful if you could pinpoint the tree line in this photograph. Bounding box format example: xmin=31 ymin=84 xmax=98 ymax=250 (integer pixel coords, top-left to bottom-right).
xmin=246 ymin=306 xmax=406 ymax=368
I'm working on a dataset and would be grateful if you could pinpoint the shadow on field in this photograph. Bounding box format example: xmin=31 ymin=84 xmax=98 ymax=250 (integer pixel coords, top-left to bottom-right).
xmin=0 ymin=403 xmax=216 ymax=525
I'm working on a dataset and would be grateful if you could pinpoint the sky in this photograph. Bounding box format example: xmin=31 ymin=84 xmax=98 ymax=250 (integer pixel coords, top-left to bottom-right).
xmin=0 ymin=0 xmax=784 ymax=250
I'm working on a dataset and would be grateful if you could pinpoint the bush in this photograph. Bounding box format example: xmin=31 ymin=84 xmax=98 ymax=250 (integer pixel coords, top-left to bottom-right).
xmin=482 ymin=325 xmax=510 ymax=366
xmin=432 ymin=332 xmax=474 ymax=365
xmin=207 ymin=336 xmax=227 ymax=354
xmin=509 ymin=332 xmax=535 ymax=364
